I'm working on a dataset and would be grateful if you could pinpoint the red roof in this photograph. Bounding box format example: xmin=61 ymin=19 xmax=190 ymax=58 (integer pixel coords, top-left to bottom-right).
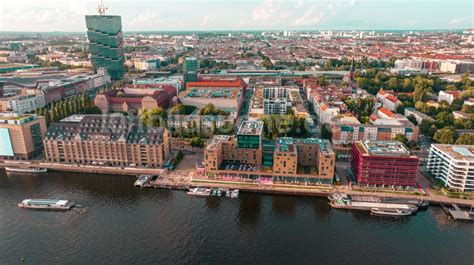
xmin=187 ymin=77 xmax=246 ymax=89
xmin=378 ymin=107 xmax=395 ymax=117
xmin=386 ymin=95 xmax=399 ymax=103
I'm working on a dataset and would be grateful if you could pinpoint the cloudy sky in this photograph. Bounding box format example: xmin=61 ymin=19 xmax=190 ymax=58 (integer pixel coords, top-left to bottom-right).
xmin=0 ymin=0 xmax=472 ymax=32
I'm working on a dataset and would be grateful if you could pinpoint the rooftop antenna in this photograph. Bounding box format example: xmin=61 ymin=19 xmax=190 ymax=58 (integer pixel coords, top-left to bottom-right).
xmin=97 ymin=0 xmax=108 ymax=15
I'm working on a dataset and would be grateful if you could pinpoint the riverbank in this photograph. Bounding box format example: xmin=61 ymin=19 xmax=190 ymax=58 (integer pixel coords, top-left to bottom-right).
xmin=1 ymin=160 xmax=473 ymax=208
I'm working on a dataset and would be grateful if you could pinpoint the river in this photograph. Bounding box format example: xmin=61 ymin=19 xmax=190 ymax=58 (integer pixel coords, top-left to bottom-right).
xmin=0 ymin=170 xmax=472 ymax=264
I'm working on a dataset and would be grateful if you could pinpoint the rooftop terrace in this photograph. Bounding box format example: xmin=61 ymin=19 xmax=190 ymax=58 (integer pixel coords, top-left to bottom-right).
xmin=358 ymin=140 xmax=411 ymax=157
xmin=237 ymin=120 xmax=263 ymax=136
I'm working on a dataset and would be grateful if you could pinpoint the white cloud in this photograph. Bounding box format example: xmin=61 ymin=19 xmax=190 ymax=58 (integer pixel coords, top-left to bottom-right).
xmin=200 ymin=15 xmax=215 ymax=27
xmin=292 ymin=4 xmax=326 ymax=26
xmin=251 ymin=0 xmax=289 ymax=27
xmin=129 ymin=10 xmax=161 ymax=28
xmin=449 ymin=17 xmax=470 ymax=25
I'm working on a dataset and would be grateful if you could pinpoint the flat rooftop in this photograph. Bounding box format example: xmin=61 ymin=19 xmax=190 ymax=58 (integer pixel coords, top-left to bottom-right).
xmin=432 ymin=144 xmax=474 ymax=162
xmin=357 ymin=140 xmax=411 ymax=157
xmin=237 ymin=120 xmax=263 ymax=136
xmin=0 ymin=113 xmax=37 ymax=123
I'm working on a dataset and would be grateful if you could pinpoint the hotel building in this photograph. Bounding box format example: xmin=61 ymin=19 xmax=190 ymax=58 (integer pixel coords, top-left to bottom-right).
xmin=43 ymin=114 xmax=171 ymax=167
xmin=351 ymin=141 xmax=419 ymax=188
xmin=427 ymin=144 xmax=474 ymax=192
xmin=0 ymin=113 xmax=47 ymax=160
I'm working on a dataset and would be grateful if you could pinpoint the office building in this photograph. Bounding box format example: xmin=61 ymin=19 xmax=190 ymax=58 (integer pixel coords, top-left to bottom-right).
xmin=85 ymin=15 xmax=125 ymax=80
xmin=0 ymin=113 xmax=47 ymax=160
xmin=204 ymin=121 xmax=335 ymax=185
xmin=351 ymin=141 xmax=419 ymax=188
xmin=43 ymin=114 xmax=171 ymax=167
xmin=183 ymin=58 xmax=198 ymax=85
xmin=427 ymin=144 xmax=474 ymax=192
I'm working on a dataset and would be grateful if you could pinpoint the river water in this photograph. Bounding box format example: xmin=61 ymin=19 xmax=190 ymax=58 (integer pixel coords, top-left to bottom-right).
xmin=0 ymin=170 xmax=472 ymax=264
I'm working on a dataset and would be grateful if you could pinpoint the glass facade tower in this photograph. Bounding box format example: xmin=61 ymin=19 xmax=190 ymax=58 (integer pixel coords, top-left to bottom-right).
xmin=85 ymin=15 xmax=125 ymax=80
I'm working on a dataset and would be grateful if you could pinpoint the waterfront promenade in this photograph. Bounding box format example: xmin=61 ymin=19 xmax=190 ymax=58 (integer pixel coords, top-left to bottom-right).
xmin=1 ymin=160 xmax=473 ymax=208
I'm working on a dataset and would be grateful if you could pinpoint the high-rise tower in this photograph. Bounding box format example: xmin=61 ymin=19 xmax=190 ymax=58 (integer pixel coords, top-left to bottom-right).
xmin=183 ymin=57 xmax=198 ymax=88
xmin=85 ymin=2 xmax=124 ymax=80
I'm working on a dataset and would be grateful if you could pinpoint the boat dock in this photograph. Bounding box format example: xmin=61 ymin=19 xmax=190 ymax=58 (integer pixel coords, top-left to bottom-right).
xmin=441 ymin=204 xmax=474 ymax=221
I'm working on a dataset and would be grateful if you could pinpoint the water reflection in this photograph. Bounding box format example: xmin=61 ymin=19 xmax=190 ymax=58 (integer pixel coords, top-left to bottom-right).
xmin=312 ymin=198 xmax=331 ymax=220
xmin=271 ymin=195 xmax=296 ymax=216
xmin=238 ymin=193 xmax=261 ymax=225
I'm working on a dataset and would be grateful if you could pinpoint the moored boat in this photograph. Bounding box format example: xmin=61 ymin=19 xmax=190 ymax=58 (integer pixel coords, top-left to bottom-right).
xmin=134 ymin=175 xmax=151 ymax=187
xmin=187 ymin=188 xmax=211 ymax=197
xmin=18 ymin=199 xmax=74 ymax=211
xmin=230 ymin=189 xmax=239 ymax=199
xmin=371 ymin=208 xmax=414 ymax=216
xmin=5 ymin=167 xmax=47 ymax=173
xmin=329 ymin=193 xmax=418 ymax=212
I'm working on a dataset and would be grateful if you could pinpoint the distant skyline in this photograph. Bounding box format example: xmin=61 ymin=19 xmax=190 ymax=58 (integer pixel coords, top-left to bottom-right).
xmin=0 ymin=0 xmax=473 ymax=32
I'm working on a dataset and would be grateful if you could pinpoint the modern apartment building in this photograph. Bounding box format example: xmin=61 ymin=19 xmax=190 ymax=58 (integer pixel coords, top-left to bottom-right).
xmin=427 ymin=144 xmax=474 ymax=192
xmin=0 ymin=89 xmax=45 ymax=114
xmin=351 ymin=141 xmax=419 ymax=188
xmin=204 ymin=121 xmax=335 ymax=185
xmin=85 ymin=15 xmax=125 ymax=80
xmin=331 ymin=115 xmax=419 ymax=145
xmin=43 ymin=114 xmax=171 ymax=167
xmin=0 ymin=113 xmax=47 ymax=160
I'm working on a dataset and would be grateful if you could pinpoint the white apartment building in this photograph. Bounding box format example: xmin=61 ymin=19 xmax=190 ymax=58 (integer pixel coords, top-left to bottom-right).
xmin=0 ymin=90 xmax=45 ymax=114
xmin=427 ymin=144 xmax=474 ymax=192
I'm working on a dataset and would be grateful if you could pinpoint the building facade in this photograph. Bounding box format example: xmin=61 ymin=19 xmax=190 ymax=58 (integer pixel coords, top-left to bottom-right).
xmin=183 ymin=58 xmax=198 ymax=85
xmin=427 ymin=144 xmax=474 ymax=192
xmin=351 ymin=141 xmax=419 ymax=188
xmin=204 ymin=121 xmax=335 ymax=185
xmin=43 ymin=114 xmax=171 ymax=167
xmin=0 ymin=113 xmax=47 ymax=160
xmin=85 ymin=15 xmax=125 ymax=80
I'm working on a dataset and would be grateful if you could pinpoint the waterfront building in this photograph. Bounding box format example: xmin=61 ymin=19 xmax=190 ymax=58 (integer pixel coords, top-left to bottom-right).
xmin=43 ymin=114 xmax=171 ymax=168
xmin=94 ymin=85 xmax=177 ymax=113
xmin=351 ymin=140 xmax=419 ymax=188
xmin=0 ymin=113 xmax=47 ymax=160
xmin=203 ymin=120 xmax=335 ymax=185
xmin=85 ymin=15 xmax=125 ymax=80
xmin=183 ymin=58 xmax=198 ymax=85
xmin=427 ymin=144 xmax=474 ymax=192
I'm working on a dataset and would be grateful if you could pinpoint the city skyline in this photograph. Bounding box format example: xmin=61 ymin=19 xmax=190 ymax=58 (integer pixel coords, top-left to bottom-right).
xmin=0 ymin=0 xmax=473 ymax=32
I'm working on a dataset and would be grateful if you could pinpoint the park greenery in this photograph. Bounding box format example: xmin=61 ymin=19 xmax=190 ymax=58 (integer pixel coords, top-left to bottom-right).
xmin=261 ymin=114 xmax=308 ymax=139
xmin=351 ymin=68 xmax=473 ymax=144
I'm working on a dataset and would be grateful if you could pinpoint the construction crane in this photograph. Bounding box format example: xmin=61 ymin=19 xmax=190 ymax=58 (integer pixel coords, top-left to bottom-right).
xmin=97 ymin=0 xmax=108 ymax=15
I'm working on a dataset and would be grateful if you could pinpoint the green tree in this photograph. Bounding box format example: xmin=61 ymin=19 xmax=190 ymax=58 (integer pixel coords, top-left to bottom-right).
xmin=433 ymin=127 xmax=456 ymax=144
xmin=455 ymin=134 xmax=474 ymax=145
xmin=394 ymin=134 xmax=408 ymax=144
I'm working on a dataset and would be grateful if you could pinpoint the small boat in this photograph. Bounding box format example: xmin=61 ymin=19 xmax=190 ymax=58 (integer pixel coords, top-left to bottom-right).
xmin=226 ymin=191 xmax=231 ymax=197
xmin=231 ymin=189 xmax=239 ymax=199
xmin=18 ymin=199 xmax=75 ymax=211
xmin=216 ymin=190 xmax=222 ymax=197
xmin=371 ymin=208 xmax=413 ymax=216
xmin=5 ymin=167 xmax=47 ymax=173
xmin=187 ymin=188 xmax=211 ymax=197
xmin=134 ymin=175 xmax=151 ymax=187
